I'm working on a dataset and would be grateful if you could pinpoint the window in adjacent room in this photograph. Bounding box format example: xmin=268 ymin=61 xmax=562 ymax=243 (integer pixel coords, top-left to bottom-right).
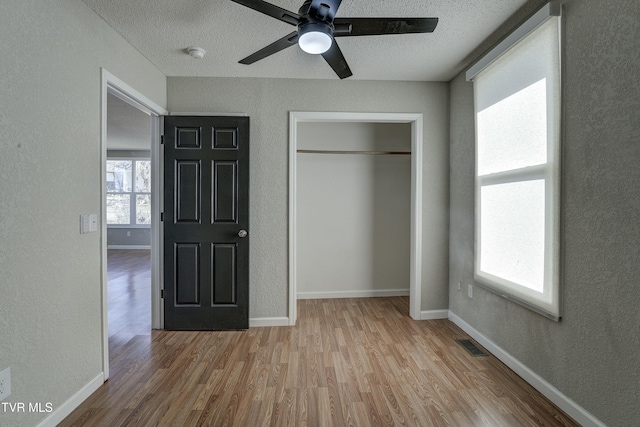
xmin=106 ymin=159 xmax=151 ymax=226
xmin=466 ymin=2 xmax=562 ymax=320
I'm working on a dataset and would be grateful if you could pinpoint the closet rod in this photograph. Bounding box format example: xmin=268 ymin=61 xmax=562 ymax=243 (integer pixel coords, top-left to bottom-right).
xmin=297 ymin=149 xmax=411 ymax=155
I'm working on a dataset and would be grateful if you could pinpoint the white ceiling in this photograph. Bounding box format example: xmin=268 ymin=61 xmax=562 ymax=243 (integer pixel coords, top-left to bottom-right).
xmin=107 ymin=93 xmax=151 ymax=151
xmin=83 ymin=0 xmax=528 ymax=81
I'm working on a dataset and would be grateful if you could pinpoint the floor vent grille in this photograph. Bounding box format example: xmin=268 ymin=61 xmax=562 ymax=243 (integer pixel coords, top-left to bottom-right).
xmin=456 ymin=339 xmax=488 ymax=357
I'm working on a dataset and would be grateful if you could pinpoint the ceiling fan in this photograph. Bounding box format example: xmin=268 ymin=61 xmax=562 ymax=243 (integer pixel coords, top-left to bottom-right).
xmin=230 ymin=0 xmax=438 ymax=79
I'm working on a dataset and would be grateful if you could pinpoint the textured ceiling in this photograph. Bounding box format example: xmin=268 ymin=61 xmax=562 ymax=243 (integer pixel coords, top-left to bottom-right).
xmin=83 ymin=0 xmax=528 ymax=81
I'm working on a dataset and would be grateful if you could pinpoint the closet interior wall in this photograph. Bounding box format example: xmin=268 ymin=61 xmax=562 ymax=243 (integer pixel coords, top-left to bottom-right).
xmin=296 ymin=121 xmax=412 ymax=299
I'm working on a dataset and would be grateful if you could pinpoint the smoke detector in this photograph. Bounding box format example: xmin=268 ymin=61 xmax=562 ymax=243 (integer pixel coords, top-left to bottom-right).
xmin=187 ymin=47 xmax=206 ymax=59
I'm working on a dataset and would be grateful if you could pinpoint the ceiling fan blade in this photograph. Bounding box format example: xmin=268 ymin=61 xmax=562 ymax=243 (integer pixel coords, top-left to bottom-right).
xmin=308 ymin=0 xmax=343 ymax=22
xmin=321 ymin=41 xmax=352 ymax=79
xmin=230 ymin=0 xmax=300 ymax=26
xmin=333 ymin=17 xmax=438 ymax=37
xmin=239 ymin=32 xmax=299 ymax=64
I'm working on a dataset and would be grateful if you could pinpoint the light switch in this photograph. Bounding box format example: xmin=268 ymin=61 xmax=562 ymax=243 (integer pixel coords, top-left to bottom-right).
xmin=80 ymin=214 xmax=98 ymax=233
xmin=0 ymin=367 xmax=11 ymax=401
xmin=80 ymin=214 xmax=90 ymax=234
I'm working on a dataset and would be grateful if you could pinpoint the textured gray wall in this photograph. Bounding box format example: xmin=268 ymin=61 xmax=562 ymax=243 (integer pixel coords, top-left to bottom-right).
xmin=107 ymin=228 xmax=151 ymax=247
xmin=0 ymin=1 xmax=166 ymax=426
xmin=449 ymin=1 xmax=640 ymax=425
xmin=168 ymin=77 xmax=450 ymax=318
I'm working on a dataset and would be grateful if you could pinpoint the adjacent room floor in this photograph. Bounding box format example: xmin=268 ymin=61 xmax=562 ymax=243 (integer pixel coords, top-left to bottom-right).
xmin=62 ymin=295 xmax=577 ymax=426
xmin=107 ymin=249 xmax=151 ymax=355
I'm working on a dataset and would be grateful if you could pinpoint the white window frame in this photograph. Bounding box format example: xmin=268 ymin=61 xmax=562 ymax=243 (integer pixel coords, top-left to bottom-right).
xmin=106 ymin=157 xmax=151 ymax=228
xmin=467 ymin=2 xmax=562 ymax=320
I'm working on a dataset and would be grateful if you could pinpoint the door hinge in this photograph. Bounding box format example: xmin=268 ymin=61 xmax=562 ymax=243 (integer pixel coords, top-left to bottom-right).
xmin=160 ymin=135 xmax=164 ymax=145
xmin=160 ymin=212 xmax=164 ymax=221
xmin=161 ymin=289 xmax=164 ymax=299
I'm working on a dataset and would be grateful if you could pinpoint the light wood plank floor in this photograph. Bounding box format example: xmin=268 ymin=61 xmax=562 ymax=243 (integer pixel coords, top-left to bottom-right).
xmin=62 ymin=297 xmax=577 ymax=427
xmin=107 ymin=249 xmax=151 ymax=355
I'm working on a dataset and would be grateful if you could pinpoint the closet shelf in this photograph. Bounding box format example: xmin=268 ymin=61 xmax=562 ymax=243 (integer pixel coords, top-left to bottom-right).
xmin=297 ymin=149 xmax=411 ymax=155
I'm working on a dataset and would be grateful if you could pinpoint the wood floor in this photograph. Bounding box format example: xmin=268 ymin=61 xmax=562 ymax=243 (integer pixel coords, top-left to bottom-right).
xmin=62 ymin=295 xmax=577 ymax=427
xmin=107 ymin=249 xmax=151 ymax=355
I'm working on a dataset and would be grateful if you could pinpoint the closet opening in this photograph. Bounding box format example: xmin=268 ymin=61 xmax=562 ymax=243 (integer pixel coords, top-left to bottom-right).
xmin=289 ymin=112 xmax=424 ymax=325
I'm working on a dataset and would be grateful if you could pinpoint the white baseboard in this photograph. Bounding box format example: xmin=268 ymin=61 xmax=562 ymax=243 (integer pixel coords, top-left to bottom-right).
xmin=420 ymin=309 xmax=449 ymax=320
xmin=448 ymin=312 xmax=606 ymax=427
xmin=107 ymin=245 xmax=151 ymax=250
xmin=250 ymin=317 xmax=290 ymax=327
xmin=297 ymin=289 xmax=410 ymax=300
xmin=37 ymin=373 xmax=104 ymax=427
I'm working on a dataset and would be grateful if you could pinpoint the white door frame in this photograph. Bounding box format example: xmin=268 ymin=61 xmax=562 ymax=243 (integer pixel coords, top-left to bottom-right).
xmin=288 ymin=112 xmax=423 ymax=325
xmin=100 ymin=69 xmax=167 ymax=380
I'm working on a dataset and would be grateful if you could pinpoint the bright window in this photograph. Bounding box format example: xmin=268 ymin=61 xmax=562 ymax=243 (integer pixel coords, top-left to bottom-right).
xmin=107 ymin=159 xmax=151 ymax=226
xmin=468 ymin=3 xmax=561 ymax=320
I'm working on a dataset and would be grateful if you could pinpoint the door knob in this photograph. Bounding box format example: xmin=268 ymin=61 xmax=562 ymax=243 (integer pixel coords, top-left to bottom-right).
xmin=238 ymin=229 xmax=248 ymax=238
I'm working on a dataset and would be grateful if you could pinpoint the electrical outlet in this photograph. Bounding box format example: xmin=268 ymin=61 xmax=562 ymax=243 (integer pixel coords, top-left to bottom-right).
xmin=468 ymin=284 xmax=473 ymax=299
xmin=0 ymin=367 xmax=11 ymax=401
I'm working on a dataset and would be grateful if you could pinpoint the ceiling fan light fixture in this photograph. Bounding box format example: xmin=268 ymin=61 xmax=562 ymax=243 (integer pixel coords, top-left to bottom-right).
xmin=298 ymin=24 xmax=333 ymax=54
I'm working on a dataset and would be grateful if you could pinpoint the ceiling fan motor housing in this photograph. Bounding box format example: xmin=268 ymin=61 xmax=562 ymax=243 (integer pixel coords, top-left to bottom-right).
xmin=298 ymin=20 xmax=334 ymax=38
xmin=298 ymin=0 xmax=335 ymax=39
xmin=297 ymin=2 xmax=335 ymax=55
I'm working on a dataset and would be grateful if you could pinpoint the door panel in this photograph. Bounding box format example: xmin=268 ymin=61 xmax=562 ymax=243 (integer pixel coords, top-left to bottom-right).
xmin=176 ymin=127 xmax=201 ymax=148
xmin=175 ymin=243 xmax=200 ymax=305
xmin=212 ymin=243 xmax=237 ymax=305
xmin=213 ymin=128 xmax=238 ymax=149
xmin=213 ymin=161 xmax=238 ymax=223
xmin=164 ymin=116 xmax=249 ymax=330
xmin=176 ymin=160 xmax=201 ymax=222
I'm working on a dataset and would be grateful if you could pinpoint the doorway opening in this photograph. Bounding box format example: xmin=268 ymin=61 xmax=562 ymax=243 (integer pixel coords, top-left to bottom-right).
xmin=100 ymin=69 xmax=167 ymax=380
xmin=288 ymin=112 xmax=424 ymax=325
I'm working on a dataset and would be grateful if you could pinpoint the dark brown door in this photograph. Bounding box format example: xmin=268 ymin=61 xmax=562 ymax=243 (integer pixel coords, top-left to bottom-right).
xmin=163 ymin=116 xmax=249 ymax=330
